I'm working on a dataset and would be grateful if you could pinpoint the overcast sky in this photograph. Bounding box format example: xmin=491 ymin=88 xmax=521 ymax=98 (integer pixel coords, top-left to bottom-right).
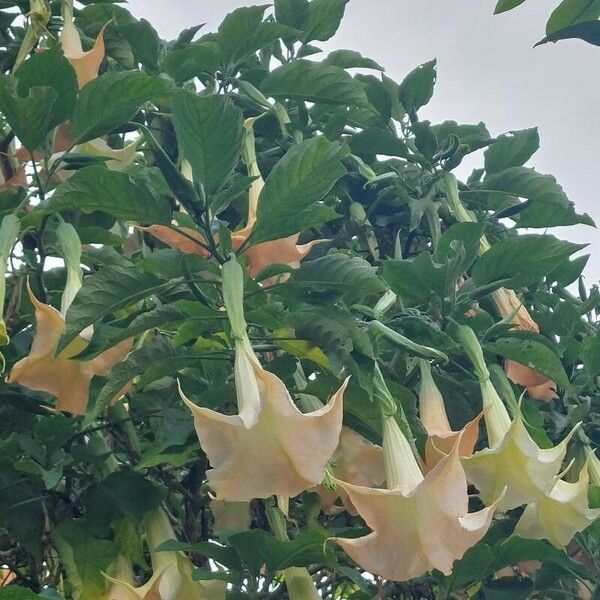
xmin=127 ymin=0 xmax=600 ymax=283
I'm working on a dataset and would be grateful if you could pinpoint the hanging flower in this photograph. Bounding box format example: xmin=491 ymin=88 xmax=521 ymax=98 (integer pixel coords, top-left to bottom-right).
xmin=60 ymin=8 xmax=107 ymax=88
xmin=104 ymin=510 xmax=226 ymax=600
xmin=457 ymin=325 xmax=577 ymax=511
xmin=418 ymin=359 xmax=482 ymax=471
xmin=143 ymin=119 xmax=324 ymax=280
xmin=284 ymin=567 xmax=321 ymax=600
xmin=7 ymin=223 xmax=131 ymax=414
xmin=211 ymin=499 xmax=250 ymax=536
xmin=180 ymin=257 xmax=345 ymax=501
xmin=316 ymin=426 xmax=385 ymax=515
xmin=491 ymin=287 xmax=558 ymax=402
xmin=512 ymin=460 xmax=600 ymax=548
xmin=332 ymin=412 xmax=501 ymax=581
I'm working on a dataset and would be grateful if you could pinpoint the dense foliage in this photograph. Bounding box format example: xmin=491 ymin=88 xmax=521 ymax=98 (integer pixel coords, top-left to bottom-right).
xmin=0 ymin=1 xmax=598 ymax=599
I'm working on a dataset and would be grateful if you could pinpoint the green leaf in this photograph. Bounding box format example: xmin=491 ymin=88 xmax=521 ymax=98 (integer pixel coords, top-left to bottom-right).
xmin=262 ymin=59 xmax=369 ymax=105
xmin=93 ymin=337 xmax=205 ymax=418
xmin=0 ymin=588 xmax=40 ymax=599
xmin=546 ymin=0 xmax=600 ymax=34
xmin=275 ymin=0 xmax=309 ymax=30
xmin=536 ymin=19 xmax=600 ymax=45
xmin=486 ymin=333 xmax=571 ymax=389
xmin=0 ymin=76 xmax=58 ymax=151
xmin=53 ymin=519 xmax=116 ymax=600
xmin=286 ymin=253 xmax=386 ymax=303
xmin=161 ymin=42 xmax=220 ymax=83
xmin=171 ymin=91 xmax=244 ymax=194
xmin=156 ymin=539 xmax=242 ymax=571
xmin=482 ymin=167 xmax=595 ymax=227
xmin=15 ymin=46 xmax=78 ymax=129
xmin=484 ymin=128 xmax=539 ymax=174
xmin=250 ymin=137 xmax=348 ymax=244
xmin=45 ymin=166 xmax=172 ymax=224
xmin=302 ymin=0 xmax=349 ymax=42
xmin=472 ymin=234 xmax=585 ymax=288
xmin=60 ymin=264 xmax=167 ymax=351
xmin=69 ymin=71 xmax=173 ymax=143
xmin=399 ymin=59 xmax=436 ymax=114
xmin=228 ymin=530 xmax=332 ymax=575
xmin=494 ymin=0 xmax=527 ymax=14
xmin=483 ymin=577 xmax=534 ymax=600
xmin=581 ymin=334 xmax=600 ymax=377
xmin=218 ymin=5 xmax=297 ymax=65
xmin=118 ymin=18 xmax=162 ymax=71
xmin=324 ymin=49 xmax=384 ymax=70
xmin=350 ymin=127 xmax=409 ymax=158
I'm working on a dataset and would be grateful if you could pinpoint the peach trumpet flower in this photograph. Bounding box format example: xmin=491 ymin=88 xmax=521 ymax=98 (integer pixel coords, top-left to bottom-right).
xmin=7 ymin=223 xmax=131 ymax=414
xmin=418 ymin=359 xmax=482 ymax=471
xmin=491 ymin=287 xmax=558 ymax=402
xmin=457 ymin=325 xmax=577 ymax=512
xmin=104 ymin=509 xmax=225 ymax=600
xmin=143 ymin=119 xmax=324 ymax=280
xmin=180 ymin=257 xmax=345 ymax=501
xmin=332 ymin=411 xmax=502 ymax=581
xmin=60 ymin=4 xmax=107 ymax=88
xmin=512 ymin=459 xmax=600 ymax=548
xmin=317 ymin=426 xmax=385 ymax=515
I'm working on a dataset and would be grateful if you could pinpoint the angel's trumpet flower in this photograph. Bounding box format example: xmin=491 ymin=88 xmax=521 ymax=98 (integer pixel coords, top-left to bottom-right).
xmin=457 ymin=325 xmax=577 ymax=511
xmin=332 ymin=372 xmax=501 ymax=581
xmin=443 ymin=173 xmax=557 ymax=402
xmin=105 ymin=510 xmax=225 ymax=600
xmin=512 ymin=460 xmax=600 ymax=548
xmin=418 ymin=359 xmax=481 ymax=471
xmin=587 ymin=446 xmax=600 ymax=487
xmin=144 ymin=119 xmax=324 ymax=280
xmin=60 ymin=0 xmax=107 ymax=88
xmin=7 ymin=223 xmax=131 ymax=414
xmin=332 ymin=416 xmax=501 ymax=581
xmin=317 ymin=426 xmax=385 ymax=515
xmin=181 ymin=257 xmax=345 ymax=501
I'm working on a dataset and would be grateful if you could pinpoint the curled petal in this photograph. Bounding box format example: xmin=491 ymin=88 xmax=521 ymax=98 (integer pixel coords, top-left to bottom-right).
xmin=61 ymin=20 xmax=108 ymax=88
xmin=140 ymin=224 xmax=210 ymax=257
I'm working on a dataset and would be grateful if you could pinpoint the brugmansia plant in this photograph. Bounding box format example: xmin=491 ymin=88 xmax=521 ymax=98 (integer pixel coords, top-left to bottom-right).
xmin=0 ymin=0 xmax=598 ymax=598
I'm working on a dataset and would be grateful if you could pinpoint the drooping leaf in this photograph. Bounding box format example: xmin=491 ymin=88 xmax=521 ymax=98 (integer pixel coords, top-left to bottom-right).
xmin=302 ymin=0 xmax=349 ymax=42
xmin=161 ymin=42 xmax=220 ymax=83
xmin=494 ymin=0 xmax=527 ymax=14
xmin=471 ymin=234 xmax=585 ymax=288
xmin=0 ymin=76 xmax=57 ymax=151
xmin=15 ymin=46 xmax=78 ymax=129
xmin=486 ymin=333 xmax=571 ymax=389
xmin=45 ymin=166 xmax=172 ymax=224
xmin=60 ymin=264 xmax=168 ymax=351
xmin=484 ymin=128 xmax=540 ymax=173
xmin=536 ymin=19 xmax=600 ymax=45
xmin=399 ymin=59 xmax=436 ymax=114
xmin=250 ymin=137 xmax=348 ymax=244
xmin=546 ymin=0 xmax=600 ymax=35
xmin=262 ymin=59 xmax=369 ymax=105
xmin=69 ymin=71 xmax=173 ymax=143
xmin=350 ymin=127 xmax=409 ymax=158
xmin=482 ymin=167 xmax=595 ymax=227
xmin=324 ymin=49 xmax=384 ymax=70
xmin=171 ymin=90 xmax=244 ymax=194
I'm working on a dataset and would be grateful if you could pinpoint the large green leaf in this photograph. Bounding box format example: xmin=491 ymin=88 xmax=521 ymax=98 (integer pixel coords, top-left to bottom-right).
xmin=69 ymin=71 xmax=173 ymax=143
xmin=0 ymin=76 xmax=57 ymax=151
xmin=217 ymin=5 xmax=297 ymax=66
xmin=536 ymin=19 xmax=600 ymax=45
xmin=262 ymin=59 xmax=369 ymax=105
xmin=161 ymin=42 xmax=220 ymax=83
xmin=286 ymin=253 xmax=387 ymax=303
xmin=486 ymin=333 xmax=571 ymax=389
xmin=546 ymin=0 xmax=600 ymax=34
xmin=93 ymin=336 xmax=205 ymax=418
xmin=15 ymin=46 xmax=77 ymax=129
xmin=249 ymin=137 xmax=348 ymax=244
xmin=45 ymin=166 xmax=172 ymax=224
xmin=0 ymin=588 xmax=41 ymax=599
xmin=399 ymin=59 xmax=436 ymax=114
xmin=324 ymin=49 xmax=384 ymax=70
xmin=472 ymin=234 xmax=585 ymax=288
xmin=171 ymin=91 xmax=244 ymax=194
xmin=350 ymin=127 xmax=409 ymax=158
xmin=482 ymin=167 xmax=595 ymax=227
xmin=302 ymin=0 xmax=349 ymax=42
xmin=484 ymin=128 xmax=539 ymax=174
xmin=274 ymin=0 xmax=309 ymax=30
xmin=60 ymin=264 xmax=168 ymax=351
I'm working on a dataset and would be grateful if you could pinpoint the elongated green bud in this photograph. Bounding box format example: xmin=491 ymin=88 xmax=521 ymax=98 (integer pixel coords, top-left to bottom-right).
xmin=57 ymin=221 xmax=83 ymax=316
xmin=0 ymin=213 xmax=19 ymax=310
xmin=221 ymin=256 xmax=247 ymax=340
